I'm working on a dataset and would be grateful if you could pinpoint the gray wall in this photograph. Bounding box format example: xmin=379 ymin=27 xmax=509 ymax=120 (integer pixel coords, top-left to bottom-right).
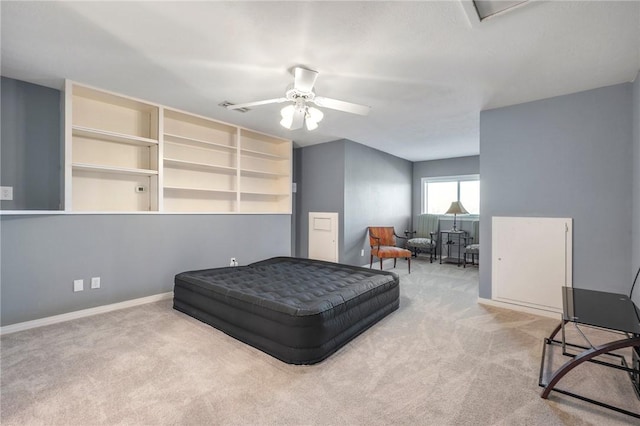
xmin=1 ymin=77 xmax=61 ymax=210
xmin=0 ymin=77 xmax=293 ymax=327
xmin=295 ymin=139 xmax=412 ymax=266
xmin=633 ymin=71 xmax=640 ymax=304
xmin=295 ymin=141 xmax=345 ymax=259
xmin=291 ymin=148 xmax=302 ymax=254
xmin=479 ymin=83 xmax=633 ymax=299
xmin=0 ymin=214 xmax=291 ymax=325
xmin=343 ymin=140 xmax=412 ymax=266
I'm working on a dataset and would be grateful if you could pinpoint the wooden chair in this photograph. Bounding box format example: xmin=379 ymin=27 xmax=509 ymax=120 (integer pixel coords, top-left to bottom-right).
xmin=368 ymin=227 xmax=411 ymax=273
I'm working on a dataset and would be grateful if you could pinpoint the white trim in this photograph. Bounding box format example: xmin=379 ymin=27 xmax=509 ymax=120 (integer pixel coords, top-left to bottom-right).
xmin=421 ymin=174 xmax=480 ymax=215
xmin=477 ymin=297 xmax=561 ymax=319
xmin=437 ymin=215 xmax=480 ymax=221
xmin=0 ymin=292 xmax=173 ymax=335
xmin=422 ymin=174 xmax=479 ymax=184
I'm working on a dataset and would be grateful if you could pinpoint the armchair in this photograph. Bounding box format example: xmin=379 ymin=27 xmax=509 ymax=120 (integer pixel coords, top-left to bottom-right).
xmin=368 ymin=227 xmax=411 ymax=274
xmin=405 ymin=214 xmax=440 ymax=263
xmin=463 ymin=220 xmax=480 ymax=267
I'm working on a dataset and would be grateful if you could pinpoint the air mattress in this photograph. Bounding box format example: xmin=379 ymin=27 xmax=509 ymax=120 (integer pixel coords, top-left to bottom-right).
xmin=173 ymin=257 xmax=399 ymax=364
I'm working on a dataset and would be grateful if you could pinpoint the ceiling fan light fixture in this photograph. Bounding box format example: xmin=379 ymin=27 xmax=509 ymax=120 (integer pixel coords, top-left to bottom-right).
xmin=280 ymin=104 xmax=295 ymax=118
xmin=231 ymin=66 xmax=369 ymax=131
xmin=280 ymin=116 xmax=293 ymax=129
xmin=304 ymin=106 xmax=323 ymax=131
xmin=305 ymin=118 xmax=319 ymax=131
xmin=280 ymin=104 xmax=295 ymax=129
xmin=307 ymin=106 xmax=324 ymax=123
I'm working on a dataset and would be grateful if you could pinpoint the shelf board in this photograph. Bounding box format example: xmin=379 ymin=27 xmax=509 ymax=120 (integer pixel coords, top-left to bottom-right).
xmin=164 ymin=158 xmax=236 ymax=174
xmin=240 ymin=191 xmax=289 ymax=197
xmin=240 ymin=168 xmax=288 ymax=178
xmin=240 ymin=148 xmax=288 ymax=160
xmin=164 ymin=186 xmax=236 ymax=195
xmin=72 ymin=126 xmax=158 ymax=146
xmin=164 ymin=133 xmax=236 ymax=152
xmin=72 ymin=163 xmax=158 ymax=176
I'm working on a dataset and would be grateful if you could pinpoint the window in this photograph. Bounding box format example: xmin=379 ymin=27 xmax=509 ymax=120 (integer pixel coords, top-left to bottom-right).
xmin=422 ymin=175 xmax=479 ymax=216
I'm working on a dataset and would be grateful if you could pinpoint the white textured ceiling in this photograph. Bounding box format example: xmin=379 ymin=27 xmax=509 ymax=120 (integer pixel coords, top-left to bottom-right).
xmin=2 ymin=1 xmax=639 ymax=161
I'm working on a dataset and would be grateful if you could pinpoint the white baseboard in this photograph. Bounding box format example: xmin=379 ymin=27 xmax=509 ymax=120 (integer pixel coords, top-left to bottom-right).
xmin=0 ymin=292 xmax=174 ymax=336
xmin=477 ymin=297 xmax=561 ymax=319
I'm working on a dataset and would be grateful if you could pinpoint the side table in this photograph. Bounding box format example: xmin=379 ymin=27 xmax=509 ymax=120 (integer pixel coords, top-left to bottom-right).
xmin=539 ymin=287 xmax=640 ymax=419
xmin=439 ymin=230 xmax=467 ymax=267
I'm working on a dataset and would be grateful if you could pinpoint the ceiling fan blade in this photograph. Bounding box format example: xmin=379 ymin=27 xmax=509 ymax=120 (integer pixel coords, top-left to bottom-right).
xmin=226 ymin=97 xmax=287 ymax=110
xmin=312 ymin=96 xmax=371 ymax=116
xmin=290 ymin=107 xmax=305 ymax=130
xmin=294 ymin=67 xmax=319 ymax=93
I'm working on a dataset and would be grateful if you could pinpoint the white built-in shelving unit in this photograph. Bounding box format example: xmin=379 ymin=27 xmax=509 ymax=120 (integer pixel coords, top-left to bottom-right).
xmin=162 ymin=109 xmax=238 ymax=212
xmin=239 ymin=129 xmax=291 ymax=213
xmin=63 ymin=81 xmax=292 ymax=214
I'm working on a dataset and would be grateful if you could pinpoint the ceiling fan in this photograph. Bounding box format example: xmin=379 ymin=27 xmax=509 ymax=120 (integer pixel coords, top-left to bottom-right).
xmin=226 ymin=66 xmax=371 ymax=131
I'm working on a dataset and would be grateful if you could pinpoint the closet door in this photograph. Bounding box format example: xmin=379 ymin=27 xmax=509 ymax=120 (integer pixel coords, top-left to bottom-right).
xmin=492 ymin=216 xmax=572 ymax=313
xmin=308 ymin=212 xmax=339 ymax=262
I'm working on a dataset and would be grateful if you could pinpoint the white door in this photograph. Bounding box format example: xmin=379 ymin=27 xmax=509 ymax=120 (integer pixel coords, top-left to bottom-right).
xmin=309 ymin=212 xmax=339 ymax=262
xmin=492 ymin=216 xmax=572 ymax=313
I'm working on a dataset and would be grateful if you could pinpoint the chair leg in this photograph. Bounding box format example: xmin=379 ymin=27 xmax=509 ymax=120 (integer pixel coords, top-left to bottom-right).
xmin=370 ymin=254 xmax=373 ymax=269
xmin=379 ymin=258 xmax=383 ymax=270
xmin=393 ymin=258 xmax=397 ymax=268
xmin=408 ymin=256 xmax=411 ymax=274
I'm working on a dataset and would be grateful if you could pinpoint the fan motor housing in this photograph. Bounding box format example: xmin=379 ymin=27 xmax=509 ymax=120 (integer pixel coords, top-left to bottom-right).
xmin=285 ymin=87 xmax=314 ymax=102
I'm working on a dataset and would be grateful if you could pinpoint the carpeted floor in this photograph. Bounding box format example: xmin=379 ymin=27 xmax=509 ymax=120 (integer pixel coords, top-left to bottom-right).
xmin=1 ymin=258 xmax=639 ymax=425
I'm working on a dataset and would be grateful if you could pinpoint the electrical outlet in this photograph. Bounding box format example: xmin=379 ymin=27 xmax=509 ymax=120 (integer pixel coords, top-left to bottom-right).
xmin=73 ymin=279 xmax=84 ymax=292
xmin=230 ymin=257 xmax=237 ymax=267
xmin=0 ymin=186 xmax=13 ymax=201
xmin=91 ymin=277 xmax=101 ymax=289
xmin=361 ymin=249 xmax=365 ymax=256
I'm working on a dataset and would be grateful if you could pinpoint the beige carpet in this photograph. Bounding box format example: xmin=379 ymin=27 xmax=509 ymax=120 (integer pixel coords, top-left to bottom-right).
xmin=2 ymin=258 xmax=639 ymax=425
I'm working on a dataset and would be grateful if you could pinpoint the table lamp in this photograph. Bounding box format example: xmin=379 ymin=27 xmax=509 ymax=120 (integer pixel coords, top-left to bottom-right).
xmin=445 ymin=201 xmax=468 ymax=232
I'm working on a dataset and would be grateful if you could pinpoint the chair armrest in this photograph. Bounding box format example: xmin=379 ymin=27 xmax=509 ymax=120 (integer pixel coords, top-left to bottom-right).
xmin=394 ymin=232 xmax=408 ymax=241
xmin=393 ymin=231 xmax=409 ymax=244
xmin=404 ymin=230 xmax=417 ymax=238
xmin=370 ymin=235 xmax=382 ymax=250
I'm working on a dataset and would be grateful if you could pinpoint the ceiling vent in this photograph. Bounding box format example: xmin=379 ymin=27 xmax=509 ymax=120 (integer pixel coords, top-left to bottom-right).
xmin=473 ymin=0 xmax=528 ymax=21
xmin=219 ymin=101 xmax=250 ymax=113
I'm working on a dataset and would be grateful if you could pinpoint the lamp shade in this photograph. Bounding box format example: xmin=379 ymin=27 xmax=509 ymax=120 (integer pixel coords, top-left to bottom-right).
xmin=280 ymin=104 xmax=324 ymax=130
xmin=445 ymin=201 xmax=468 ymax=215
xmin=305 ymin=119 xmax=318 ymax=131
xmin=307 ymin=106 xmax=324 ymax=122
xmin=280 ymin=105 xmax=295 ymax=129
